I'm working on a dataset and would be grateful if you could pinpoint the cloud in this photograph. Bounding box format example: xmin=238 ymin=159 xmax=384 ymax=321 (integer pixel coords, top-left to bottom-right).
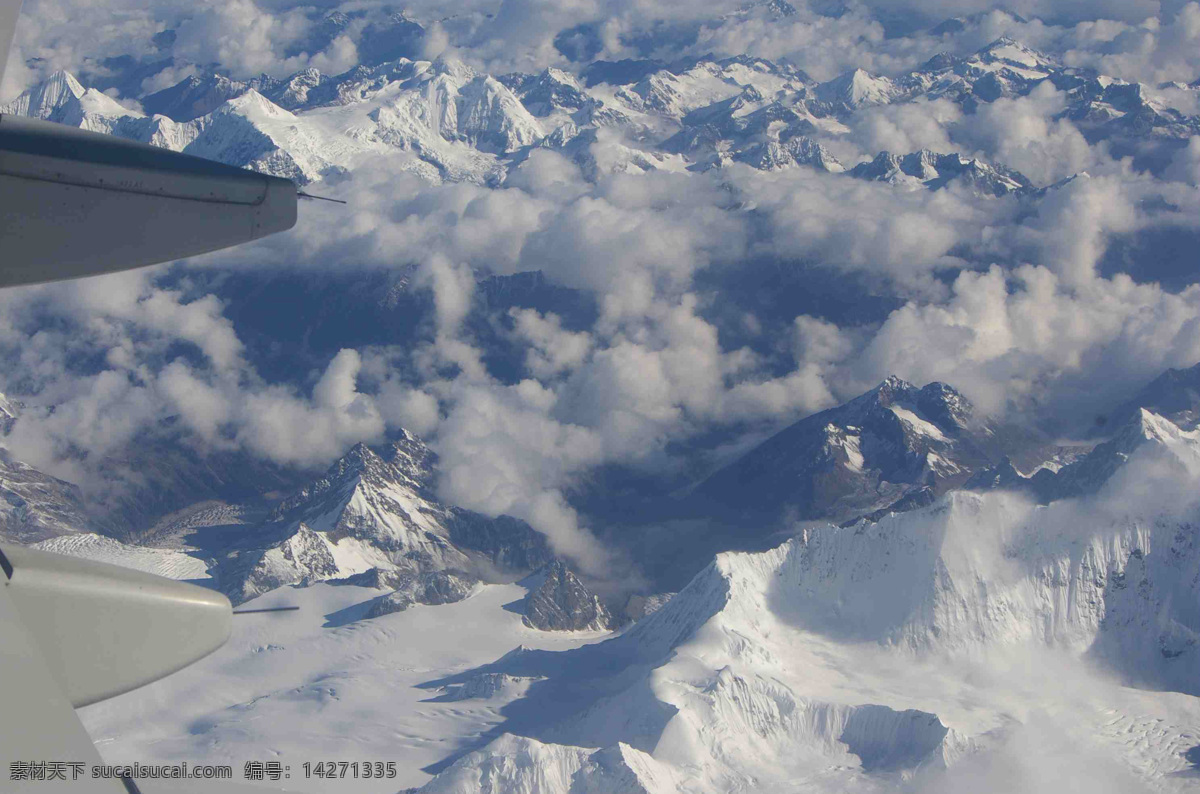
xmin=510 ymin=308 xmax=594 ymax=380
xmin=0 ymin=269 xmax=391 ymax=481
xmin=845 ymin=264 xmax=1200 ymax=426
xmin=1167 ymin=136 xmax=1200 ymax=185
xmin=844 ymin=98 xmax=964 ymax=162
xmin=952 ymin=82 xmax=1104 ymax=185
xmin=234 ymin=348 xmax=387 ymax=466
xmin=434 ymin=379 xmax=612 ymax=573
xmin=7 ymin=0 xmax=1200 ymax=580
xmin=1061 ymin=2 xmax=1200 ymax=86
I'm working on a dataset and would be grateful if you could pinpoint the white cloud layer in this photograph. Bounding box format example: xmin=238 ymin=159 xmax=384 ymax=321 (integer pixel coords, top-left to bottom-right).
xmin=5 ymin=0 xmax=1200 ymax=579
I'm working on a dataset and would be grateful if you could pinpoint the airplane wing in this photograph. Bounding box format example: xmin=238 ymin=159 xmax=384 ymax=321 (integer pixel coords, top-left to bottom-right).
xmin=0 ymin=114 xmax=298 ymax=286
xmin=1 ymin=545 xmax=231 ymax=792
xmin=0 ymin=0 xmax=297 ymax=288
xmin=0 ymin=2 xmax=308 ymax=790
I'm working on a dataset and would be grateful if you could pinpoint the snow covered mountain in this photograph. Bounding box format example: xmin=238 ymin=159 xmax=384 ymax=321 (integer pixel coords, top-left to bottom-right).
xmin=849 ymin=149 xmax=1033 ymax=195
xmin=75 ymin=428 xmax=1200 ymax=792
xmin=969 ymin=407 xmax=1199 ymax=503
xmin=0 ymin=71 xmax=339 ymax=184
xmin=8 ymin=16 xmax=1200 ymax=791
xmin=694 ymin=376 xmax=1046 ymax=527
xmin=402 ymin=423 xmax=1200 ymax=792
xmin=1104 ymin=361 xmax=1200 ymax=433
xmin=212 ymin=431 xmax=552 ymax=604
xmin=0 ymin=447 xmax=93 ymax=544
xmin=12 ymin=31 xmax=1198 ymax=193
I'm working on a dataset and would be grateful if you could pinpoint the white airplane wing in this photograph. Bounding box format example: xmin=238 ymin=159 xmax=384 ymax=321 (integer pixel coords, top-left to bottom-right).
xmin=0 ymin=2 xmax=308 ymax=789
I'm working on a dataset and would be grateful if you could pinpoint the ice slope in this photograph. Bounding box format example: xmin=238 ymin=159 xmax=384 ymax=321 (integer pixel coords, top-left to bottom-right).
xmin=31 ymin=532 xmax=211 ymax=582
xmin=66 ymin=413 xmax=1200 ymax=794
xmin=405 ymin=421 xmax=1200 ymax=793
xmin=78 ymin=580 xmax=611 ymax=793
xmin=182 ymin=90 xmax=339 ymax=184
xmin=419 ymin=735 xmax=681 ymax=794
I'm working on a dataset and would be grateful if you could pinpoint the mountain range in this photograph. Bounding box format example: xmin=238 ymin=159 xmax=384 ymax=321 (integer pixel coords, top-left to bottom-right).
xmin=6 ymin=12 xmax=1200 ymax=791
xmin=19 ymin=365 xmax=1200 ymax=793
xmin=9 ymin=34 xmax=1200 ymax=195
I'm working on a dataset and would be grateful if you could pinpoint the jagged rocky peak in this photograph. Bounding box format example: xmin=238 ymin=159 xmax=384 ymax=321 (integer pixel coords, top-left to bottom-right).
xmin=815 ymin=68 xmax=899 ymax=110
xmin=522 ymin=559 xmax=612 ymax=632
xmin=731 ymin=136 xmax=844 ymax=173
xmin=967 ymin=407 xmax=1198 ymax=505
xmin=260 ymin=68 xmax=328 ymax=110
xmin=1120 ymin=407 xmax=1189 ymax=446
xmin=0 ymin=384 xmax=93 ymax=544
xmin=505 ymin=67 xmax=590 ymax=117
xmin=0 ymin=447 xmax=94 ymax=544
xmin=963 ymin=455 xmax=1028 ymax=491
xmin=272 ymin=431 xmax=436 ymax=518
xmin=0 ymin=69 xmax=137 ymax=127
xmin=855 ymin=375 xmax=972 ymax=430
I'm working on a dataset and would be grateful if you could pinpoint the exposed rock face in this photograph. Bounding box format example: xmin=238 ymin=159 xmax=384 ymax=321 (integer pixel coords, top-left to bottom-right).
xmin=696 ymin=376 xmax=1044 ymax=526
xmin=624 ymin=593 xmax=675 ymax=622
xmin=436 ymin=673 xmax=543 ymax=702
xmin=365 ymin=570 xmax=480 ymax=618
xmin=522 ymin=560 xmax=612 ymax=632
xmin=223 ymin=524 xmax=342 ymax=598
xmin=967 ymin=409 xmax=1194 ymax=504
xmin=1101 ymin=361 xmax=1200 ymax=432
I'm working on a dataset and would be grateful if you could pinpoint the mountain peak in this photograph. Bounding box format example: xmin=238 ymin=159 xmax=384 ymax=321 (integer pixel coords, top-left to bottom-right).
xmin=0 ymin=70 xmax=85 ymax=120
xmin=975 ymin=37 xmax=1056 ymax=71
xmin=851 ymin=149 xmax=1032 ymax=196
xmin=871 ymin=375 xmax=918 ymax=405
xmin=1101 ymin=361 xmax=1200 ymax=434
xmin=815 ymin=68 xmax=898 ymax=109
xmin=1127 ymin=408 xmax=1186 ymax=446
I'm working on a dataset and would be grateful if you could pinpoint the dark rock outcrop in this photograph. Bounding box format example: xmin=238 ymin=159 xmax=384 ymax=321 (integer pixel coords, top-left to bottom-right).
xmin=522 ymin=560 xmax=611 ymax=632
xmin=366 ymin=570 xmax=480 ymax=618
